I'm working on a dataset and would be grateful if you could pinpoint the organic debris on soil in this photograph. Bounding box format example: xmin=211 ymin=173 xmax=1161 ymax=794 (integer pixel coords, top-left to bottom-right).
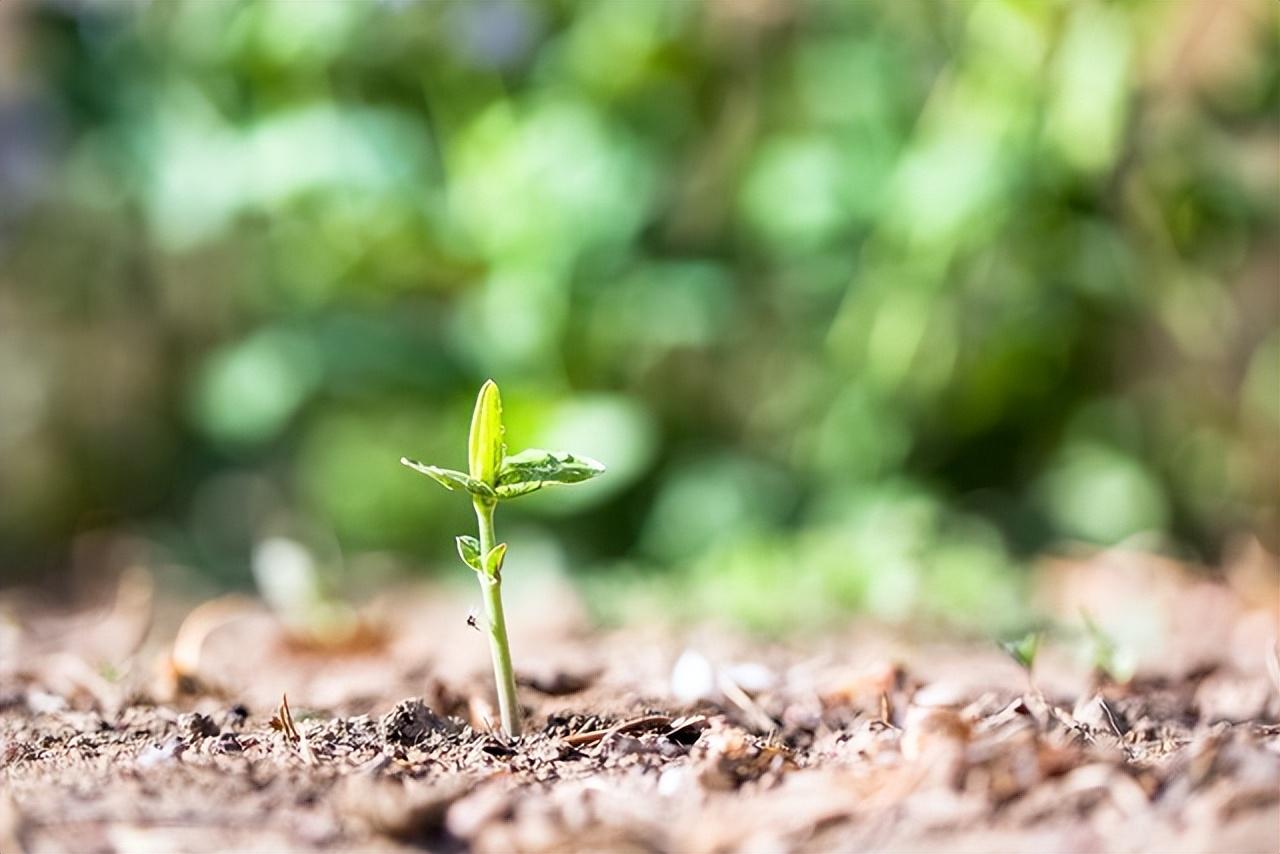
xmin=1 ymin=550 xmax=1278 ymax=852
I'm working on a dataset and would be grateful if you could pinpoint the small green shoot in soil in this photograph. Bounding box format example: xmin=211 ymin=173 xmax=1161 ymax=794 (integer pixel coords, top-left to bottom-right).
xmin=1081 ymin=610 xmax=1133 ymax=684
xmin=401 ymin=380 xmax=604 ymax=737
xmin=1000 ymin=630 xmax=1042 ymax=673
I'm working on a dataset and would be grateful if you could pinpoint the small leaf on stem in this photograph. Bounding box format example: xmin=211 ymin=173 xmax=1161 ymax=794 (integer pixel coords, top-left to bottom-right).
xmin=484 ymin=543 xmax=508 ymax=578
xmin=456 ymin=535 xmax=482 ymax=571
xmin=400 ymin=458 xmax=496 ymax=498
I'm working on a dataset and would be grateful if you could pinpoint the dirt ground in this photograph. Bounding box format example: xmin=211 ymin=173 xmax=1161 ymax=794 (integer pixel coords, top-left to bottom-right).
xmin=2 ymin=546 xmax=1278 ymax=853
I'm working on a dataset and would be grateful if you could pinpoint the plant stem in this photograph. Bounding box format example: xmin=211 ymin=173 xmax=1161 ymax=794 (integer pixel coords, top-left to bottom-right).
xmin=473 ymin=498 xmax=522 ymax=737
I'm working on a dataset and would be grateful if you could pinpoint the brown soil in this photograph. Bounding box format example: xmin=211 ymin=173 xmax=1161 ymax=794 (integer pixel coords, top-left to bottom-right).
xmin=2 ymin=551 xmax=1278 ymax=853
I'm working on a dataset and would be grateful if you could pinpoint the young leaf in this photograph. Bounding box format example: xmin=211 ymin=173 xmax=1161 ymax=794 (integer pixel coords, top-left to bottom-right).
xmin=497 ymin=448 xmax=605 ymax=490
xmin=468 ymin=380 xmax=504 ymax=487
xmin=400 ymin=458 xmax=495 ymax=498
xmin=456 ymin=535 xmax=482 ymax=571
xmin=1000 ymin=631 xmax=1041 ymax=671
xmin=484 ymin=542 xmax=508 ymax=578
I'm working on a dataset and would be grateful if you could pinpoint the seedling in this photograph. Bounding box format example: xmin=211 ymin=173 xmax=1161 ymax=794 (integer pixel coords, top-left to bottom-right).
xmin=400 ymin=380 xmax=604 ymax=737
xmin=1000 ymin=630 xmax=1042 ymax=673
xmin=1081 ymin=610 xmax=1134 ymax=684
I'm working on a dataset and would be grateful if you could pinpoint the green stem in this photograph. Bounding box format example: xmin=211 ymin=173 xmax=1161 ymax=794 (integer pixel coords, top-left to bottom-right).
xmin=473 ymin=498 xmax=522 ymax=737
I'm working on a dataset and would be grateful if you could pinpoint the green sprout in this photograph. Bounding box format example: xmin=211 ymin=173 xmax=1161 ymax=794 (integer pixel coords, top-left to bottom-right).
xmin=999 ymin=630 xmax=1042 ymax=673
xmin=1081 ymin=610 xmax=1134 ymax=684
xmin=400 ymin=380 xmax=604 ymax=737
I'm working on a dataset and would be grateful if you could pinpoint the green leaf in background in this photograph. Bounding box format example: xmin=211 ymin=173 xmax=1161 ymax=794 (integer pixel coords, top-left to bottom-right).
xmin=5 ymin=0 xmax=1274 ymax=627
xmin=191 ymin=328 xmax=321 ymax=446
xmin=456 ymin=535 xmax=482 ymax=571
xmin=400 ymin=458 xmax=495 ymax=498
xmin=468 ymin=380 xmax=505 ymax=488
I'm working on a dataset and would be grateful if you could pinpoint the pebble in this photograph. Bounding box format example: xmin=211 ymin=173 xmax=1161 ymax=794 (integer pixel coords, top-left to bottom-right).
xmin=25 ymin=691 xmax=68 ymax=715
xmin=136 ymin=737 xmax=185 ymax=769
xmin=213 ymin=732 xmax=244 ymax=754
xmin=178 ymin=712 xmax=220 ymax=740
xmin=379 ymin=697 xmax=458 ymax=747
xmin=671 ymin=650 xmax=717 ymax=703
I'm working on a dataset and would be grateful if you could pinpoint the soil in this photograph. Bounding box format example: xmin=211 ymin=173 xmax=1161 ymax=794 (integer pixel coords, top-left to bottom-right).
xmin=1 ymin=549 xmax=1278 ymax=853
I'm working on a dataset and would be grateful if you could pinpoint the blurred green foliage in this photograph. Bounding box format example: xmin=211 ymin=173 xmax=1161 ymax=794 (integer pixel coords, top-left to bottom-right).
xmin=0 ymin=0 xmax=1275 ymax=631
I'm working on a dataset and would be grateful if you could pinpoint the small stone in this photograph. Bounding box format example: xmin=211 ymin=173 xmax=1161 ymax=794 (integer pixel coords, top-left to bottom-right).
xmin=213 ymin=732 xmax=243 ymax=753
xmin=379 ymin=698 xmax=457 ymax=747
xmin=671 ymin=650 xmax=717 ymax=703
xmin=223 ymin=704 xmax=250 ymax=728
xmin=600 ymin=733 xmax=647 ymax=756
xmin=724 ymin=662 xmax=776 ymax=694
xmin=136 ymin=737 xmax=185 ymax=769
xmin=657 ymin=766 xmax=697 ymax=798
xmin=178 ymin=712 xmax=220 ymax=740
xmin=25 ymin=691 xmax=67 ymax=715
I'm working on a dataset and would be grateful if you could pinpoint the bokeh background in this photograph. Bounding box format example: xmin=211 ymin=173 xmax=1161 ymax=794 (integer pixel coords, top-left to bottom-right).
xmin=0 ymin=0 xmax=1276 ymax=633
